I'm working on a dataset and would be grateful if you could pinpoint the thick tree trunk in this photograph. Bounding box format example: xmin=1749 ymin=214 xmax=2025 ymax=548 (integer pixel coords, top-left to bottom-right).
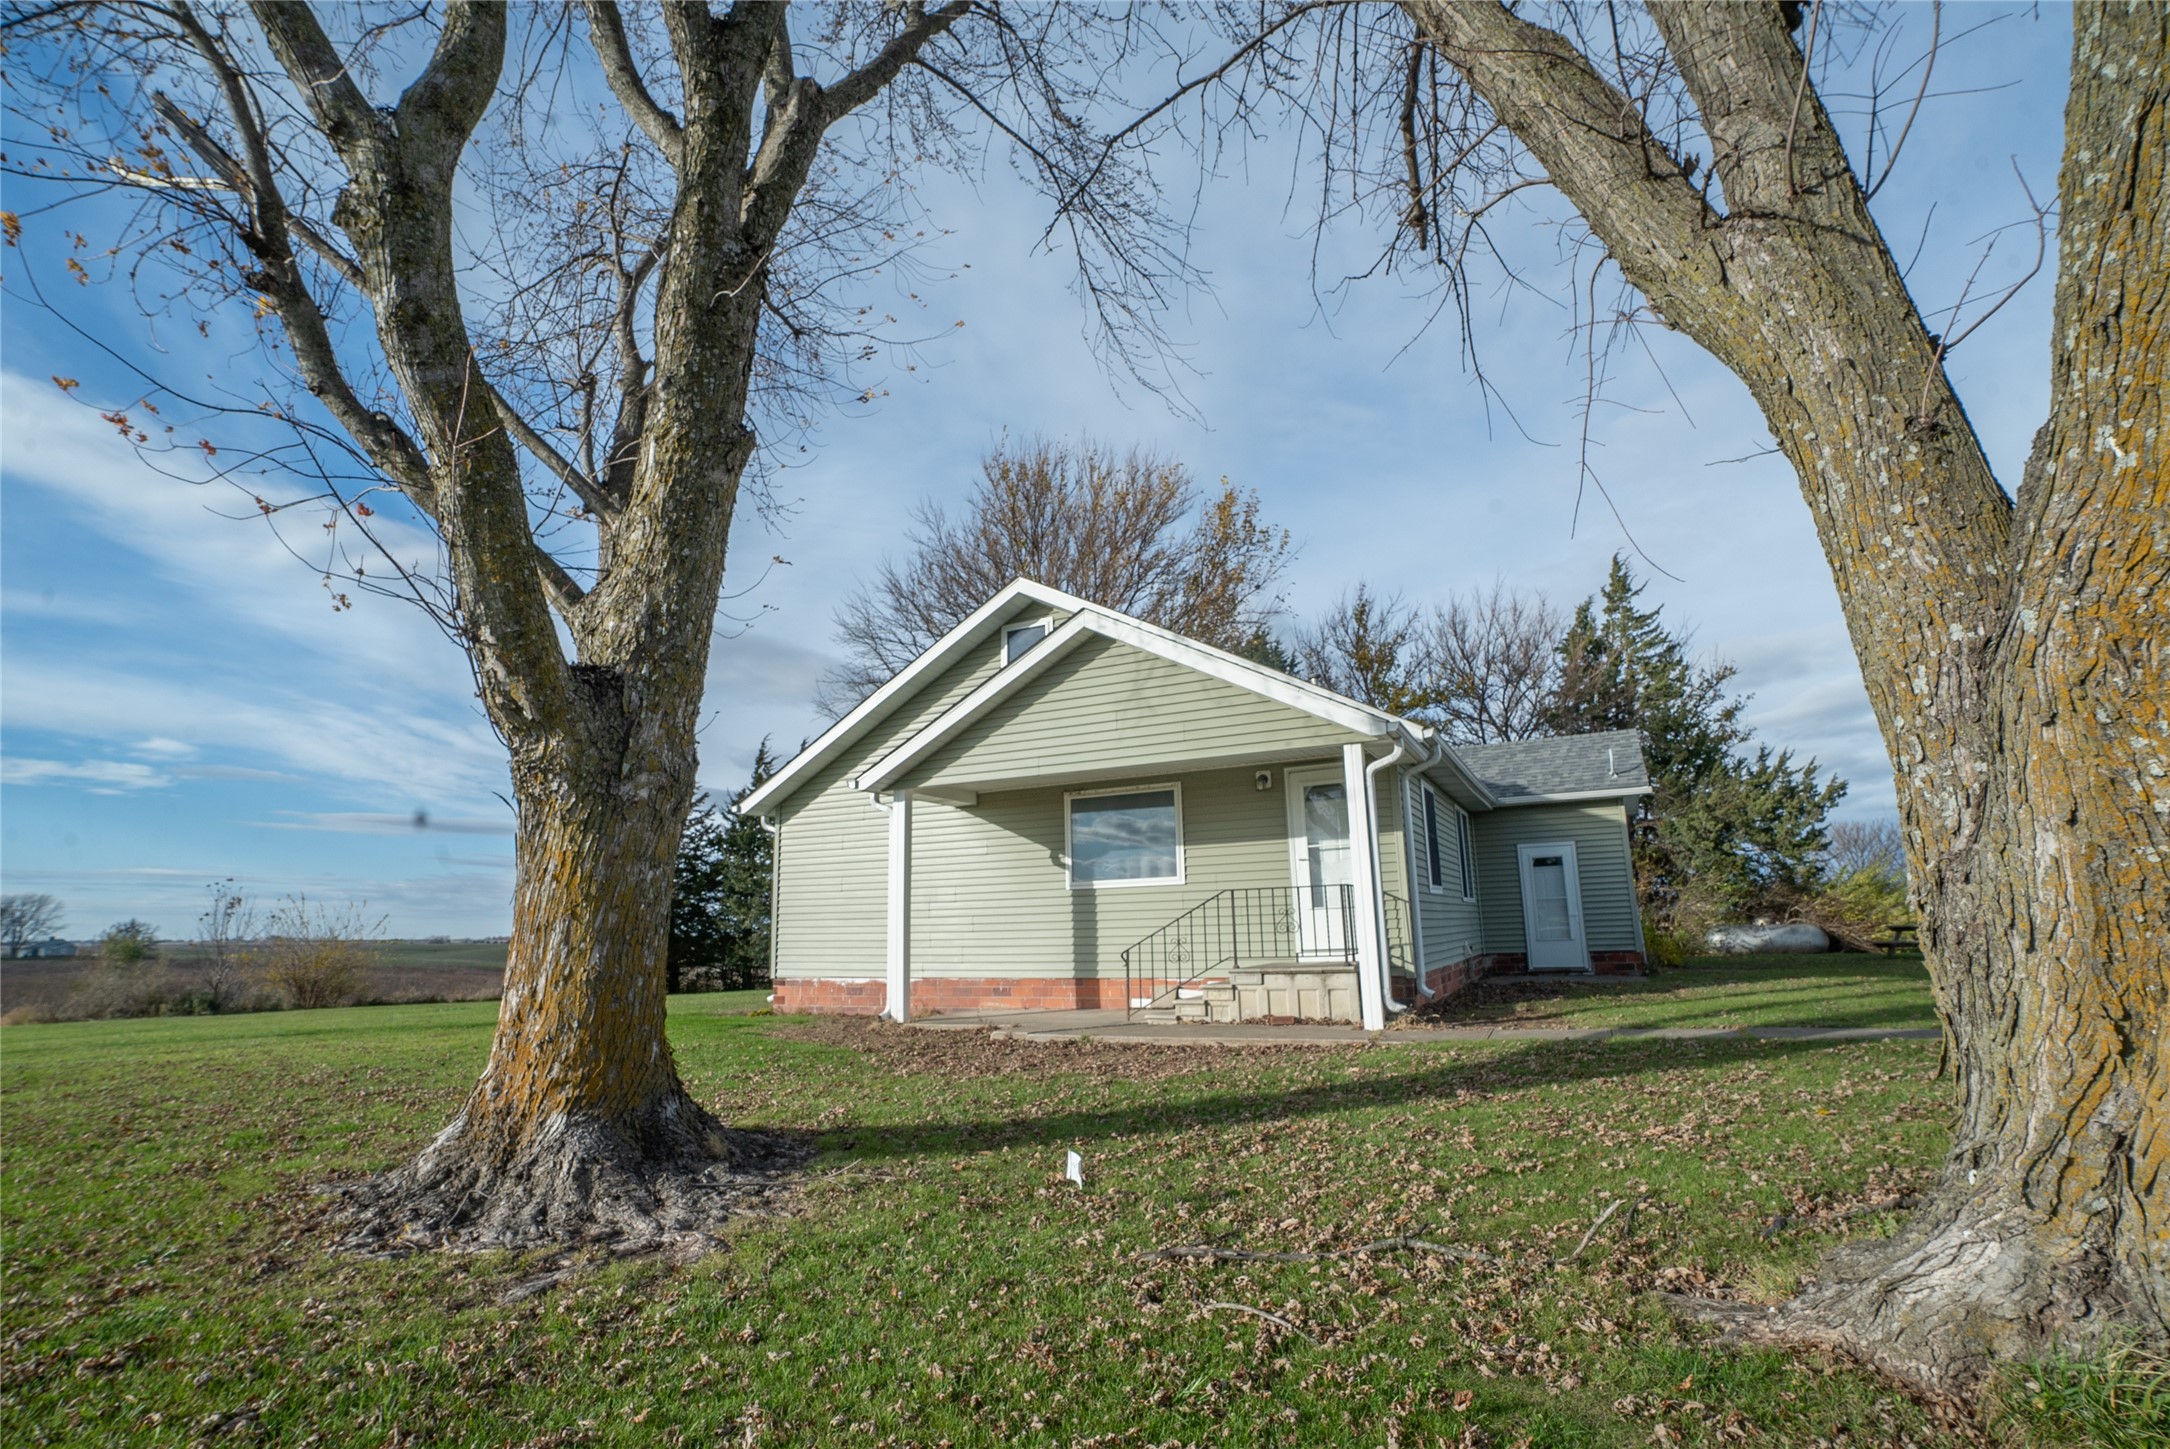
xmin=166 ymin=2 xmax=969 ymax=1254
xmin=337 ymin=706 xmax=798 ymax=1253
xmin=1777 ymin=6 xmax=2169 ymax=1384
xmin=1405 ymin=0 xmax=2168 ymax=1390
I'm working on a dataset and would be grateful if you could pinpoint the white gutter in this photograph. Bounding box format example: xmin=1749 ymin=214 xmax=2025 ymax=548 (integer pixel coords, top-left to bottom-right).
xmin=1364 ymin=736 xmax=1413 ymax=1015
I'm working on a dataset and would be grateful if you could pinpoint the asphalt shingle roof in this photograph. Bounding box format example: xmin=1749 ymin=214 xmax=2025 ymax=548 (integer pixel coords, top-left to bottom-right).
xmin=1450 ymin=728 xmax=1649 ymax=802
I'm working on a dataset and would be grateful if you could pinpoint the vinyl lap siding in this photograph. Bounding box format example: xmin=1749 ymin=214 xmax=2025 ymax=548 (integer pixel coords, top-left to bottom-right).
xmin=770 ymin=637 xmax=1031 ymax=981
xmin=911 ymin=634 xmax=1364 ymax=791
xmin=1470 ymin=801 xmax=1639 ymax=954
xmin=1402 ymin=771 xmax=1484 ymax=967
xmin=908 ymin=764 xmax=1321 ymax=980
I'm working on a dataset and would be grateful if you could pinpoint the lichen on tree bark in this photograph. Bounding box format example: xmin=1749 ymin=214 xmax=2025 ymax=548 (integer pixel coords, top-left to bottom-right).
xmin=1401 ymin=0 xmax=2166 ymax=1390
xmin=138 ymin=0 xmax=971 ymax=1251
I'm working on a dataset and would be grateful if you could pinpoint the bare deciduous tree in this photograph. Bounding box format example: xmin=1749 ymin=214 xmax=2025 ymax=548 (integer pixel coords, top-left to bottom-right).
xmin=5 ymin=0 xmax=1151 ymax=1249
xmin=821 ymin=434 xmax=1291 ymax=712
xmin=1289 ymin=584 xmax=1428 ymax=714
xmin=194 ymin=878 xmax=259 ymax=1013
xmin=1420 ymin=582 xmax=1561 ymax=744
xmin=0 ymin=894 xmax=65 ymax=958
xmin=1292 ymin=582 xmax=1560 ymax=742
xmin=1823 ymin=820 xmax=1908 ymax=886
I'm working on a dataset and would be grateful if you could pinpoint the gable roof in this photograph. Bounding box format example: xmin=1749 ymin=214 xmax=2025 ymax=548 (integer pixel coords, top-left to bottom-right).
xmin=855 ymin=607 xmax=1396 ymax=794
xmin=1450 ymin=728 xmax=1650 ymax=802
xmin=739 ymin=578 xmax=1095 ymax=816
xmin=744 ymin=576 xmax=1650 ymax=816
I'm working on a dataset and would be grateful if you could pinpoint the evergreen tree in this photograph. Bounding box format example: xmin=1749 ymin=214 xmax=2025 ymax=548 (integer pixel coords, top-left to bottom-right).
xmin=1549 ymin=556 xmax=1845 ymax=924
xmin=668 ymin=742 xmax=778 ymax=994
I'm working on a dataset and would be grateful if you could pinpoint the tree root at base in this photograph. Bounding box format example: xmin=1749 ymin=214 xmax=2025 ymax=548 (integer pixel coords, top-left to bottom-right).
xmin=1659 ymin=1189 xmax=2155 ymax=1403
xmin=324 ymin=1094 xmax=812 ymax=1259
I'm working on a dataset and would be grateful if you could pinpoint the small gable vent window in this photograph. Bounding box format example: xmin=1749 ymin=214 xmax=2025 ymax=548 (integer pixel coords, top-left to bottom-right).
xmin=1003 ymin=621 xmax=1048 ymax=664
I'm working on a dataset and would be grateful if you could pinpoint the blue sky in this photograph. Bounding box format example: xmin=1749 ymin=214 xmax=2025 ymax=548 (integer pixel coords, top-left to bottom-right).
xmin=1 ymin=5 xmax=2072 ymax=939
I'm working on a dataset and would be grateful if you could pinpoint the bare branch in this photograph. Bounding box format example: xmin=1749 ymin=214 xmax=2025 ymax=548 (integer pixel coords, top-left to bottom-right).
xmin=393 ymin=0 xmax=505 ymax=162
xmin=583 ymin=0 xmax=683 ymax=164
xmin=1398 ymin=43 xmax=1428 ymax=246
xmin=822 ymin=1 xmax=973 ymax=121
xmin=534 ymin=544 xmax=588 ymax=617
xmin=247 ymin=0 xmax=387 ymax=165
xmin=145 ymin=91 xmax=366 ymax=287
xmin=160 ymin=10 xmax=434 ymax=503
xmin=490 ymin=387 xmax=615 ymax=521
xmin=1782 ymin=0 xmax=1824 ymax=197
xmin=1864 ymin=1 xmax=1939 ymax=201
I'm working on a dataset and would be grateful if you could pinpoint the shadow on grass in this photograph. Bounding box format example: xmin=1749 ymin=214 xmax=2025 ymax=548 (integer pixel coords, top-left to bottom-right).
xmin=806 ymin=1034 xmax=1921 ymax=1164
xmin=1422 ymin=964 xmax=1936 ymax=1031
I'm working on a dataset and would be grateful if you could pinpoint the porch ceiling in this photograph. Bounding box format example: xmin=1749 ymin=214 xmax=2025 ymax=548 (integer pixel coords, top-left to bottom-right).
xmin=887 ymin=740 xmax=1398 ymax=805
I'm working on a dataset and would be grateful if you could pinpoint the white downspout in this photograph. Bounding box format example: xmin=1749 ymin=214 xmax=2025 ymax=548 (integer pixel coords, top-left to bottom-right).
xmin=760 ymin=815 xmax=780 ymax=1003
xmin=1363 ymin=737 xmax=1411 ymax=1017
xmin=1407 ymin=734 xmax=1445 ymax=997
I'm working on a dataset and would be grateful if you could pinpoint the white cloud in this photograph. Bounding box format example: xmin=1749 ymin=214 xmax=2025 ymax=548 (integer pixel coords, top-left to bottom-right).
xmin=0 ymin=653 xmax=506 ymax=807
xmin=132 ymin=737 xmax=199 ymax=760
xmin=1 ymin=368 xmax=471 ymax=697
xmin=0 ymin=757 xmax=174 ymax=790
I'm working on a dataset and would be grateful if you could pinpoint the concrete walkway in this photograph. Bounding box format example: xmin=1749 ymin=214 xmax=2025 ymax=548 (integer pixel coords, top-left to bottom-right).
xmin=904 ymin=1007 xmax=1938 ymax=1046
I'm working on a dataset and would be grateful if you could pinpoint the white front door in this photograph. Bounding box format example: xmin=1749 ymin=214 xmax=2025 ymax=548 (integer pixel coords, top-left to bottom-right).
xmin=1286 ymin=767 xmax=1354 ymax=957
xmin=1516 ymin=841 xmax=1589 ymax=972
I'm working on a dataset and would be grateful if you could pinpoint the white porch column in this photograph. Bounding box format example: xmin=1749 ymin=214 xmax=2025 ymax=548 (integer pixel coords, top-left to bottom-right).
xmin=1342 ymin=743 xmax=1387 ymax=1031
xmin=884 ymin=788 xmax=912 ymax=1022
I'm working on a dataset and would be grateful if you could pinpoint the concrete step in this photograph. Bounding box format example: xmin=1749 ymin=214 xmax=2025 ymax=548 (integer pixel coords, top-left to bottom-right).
xmin=1135 ymin=983 xmax=1243 ymax=1025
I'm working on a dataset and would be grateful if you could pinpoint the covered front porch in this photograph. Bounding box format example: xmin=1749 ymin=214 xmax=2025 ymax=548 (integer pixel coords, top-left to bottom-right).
xmin=1116 ymin=882 xmax=1419 ymax=1026
xmin=868 ymin=736 xmax=1420 ymax=1031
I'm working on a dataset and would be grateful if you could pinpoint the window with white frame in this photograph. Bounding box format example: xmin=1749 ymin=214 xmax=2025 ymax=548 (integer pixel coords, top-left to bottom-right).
xmin=1067 ymin=785 xmax=1182 ymax=888
xmin=1456 ymin=806 xmax=1477 ymax=900
xmin=1422 ymin=785 xmax=1446 ymax=891
xmin=1002 ymin=619 xmax=1049 ymax=664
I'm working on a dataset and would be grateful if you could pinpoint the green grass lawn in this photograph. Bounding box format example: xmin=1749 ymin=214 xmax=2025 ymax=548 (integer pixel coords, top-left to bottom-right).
xmin=1410 ymin=954 xmax=1938 ymax=1031
xmin=5 ymin=975 xmax=2069 ymax=1447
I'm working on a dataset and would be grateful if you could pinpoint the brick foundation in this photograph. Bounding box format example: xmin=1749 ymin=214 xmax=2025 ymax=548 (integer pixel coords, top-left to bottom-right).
xmin=775 ymin=948 xmax=1643 ymax=1019
xmin=1391 ymin=953 xmax=1492 ymax=1006
xmin=771 ymin=975 xmax=1155 ymax=1017
xmin=1467 ymin=949 xmax=1646 ymax=977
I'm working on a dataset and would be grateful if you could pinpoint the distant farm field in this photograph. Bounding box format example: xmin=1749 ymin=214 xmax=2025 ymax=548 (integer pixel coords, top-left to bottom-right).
xmin=0 ymin=939 xmax=509 ymax=1019
xmin=372 ymin=939 xmax=512 ymax=973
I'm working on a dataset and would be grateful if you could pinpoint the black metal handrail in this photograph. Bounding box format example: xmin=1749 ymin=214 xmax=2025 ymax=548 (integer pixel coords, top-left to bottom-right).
xmin=1122 ymin=884 xmax=1358 ymax=1020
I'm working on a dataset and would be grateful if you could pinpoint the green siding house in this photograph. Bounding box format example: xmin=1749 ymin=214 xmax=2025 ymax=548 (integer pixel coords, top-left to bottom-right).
xmin=742 ymin=580 xmax=1650 ymax=1029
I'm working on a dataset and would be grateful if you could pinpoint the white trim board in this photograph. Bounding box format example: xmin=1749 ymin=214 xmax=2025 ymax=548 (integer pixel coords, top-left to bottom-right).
xmin=1486 ymin=786 xmax=1652 ymax=805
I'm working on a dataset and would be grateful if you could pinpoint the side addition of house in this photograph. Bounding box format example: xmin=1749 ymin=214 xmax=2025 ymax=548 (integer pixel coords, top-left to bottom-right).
xmin=741 ymin=580 xmax=1651 ymax=1030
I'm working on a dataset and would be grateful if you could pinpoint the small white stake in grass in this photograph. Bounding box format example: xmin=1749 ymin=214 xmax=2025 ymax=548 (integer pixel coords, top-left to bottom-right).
xmin=1065 ymin=1150 xmax=1084 ymax=1188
